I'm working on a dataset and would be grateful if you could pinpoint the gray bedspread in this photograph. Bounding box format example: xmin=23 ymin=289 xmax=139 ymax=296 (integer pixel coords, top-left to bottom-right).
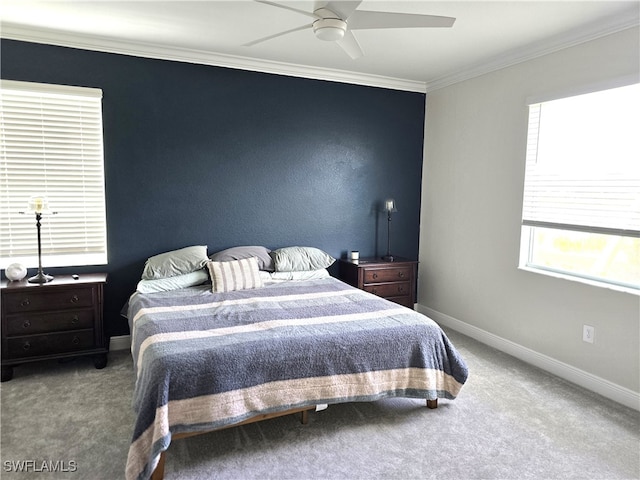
xmin=125 ymin=277 xmax=468 ymax=480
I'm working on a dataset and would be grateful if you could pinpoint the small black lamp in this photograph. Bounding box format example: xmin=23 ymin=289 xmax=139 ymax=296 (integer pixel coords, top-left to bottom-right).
xmin=382 ymin=198 xmax=397 ymax=262
xmin=26 ymin=196 xmax=55 ymax=283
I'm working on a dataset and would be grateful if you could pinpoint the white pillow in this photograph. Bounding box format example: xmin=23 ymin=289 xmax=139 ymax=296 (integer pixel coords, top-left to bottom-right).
xmin=136 ymin=269 xmax=209 ymax=293
xmin=260 ymin=269 xmax=331 ymax=282
xmin=207 ymin=257 xmax=263 ymax=293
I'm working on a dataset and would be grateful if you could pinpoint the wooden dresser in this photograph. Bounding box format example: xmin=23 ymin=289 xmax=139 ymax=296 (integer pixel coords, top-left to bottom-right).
xmin=339 ymin=257 xmax=417 ymax=308
xmin=1 ymin=273 xmax=108 ymax=381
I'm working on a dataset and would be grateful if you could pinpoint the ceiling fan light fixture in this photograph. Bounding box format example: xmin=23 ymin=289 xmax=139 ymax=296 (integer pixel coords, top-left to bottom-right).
xmin=313 ymin=18 xmax=347 ymax=41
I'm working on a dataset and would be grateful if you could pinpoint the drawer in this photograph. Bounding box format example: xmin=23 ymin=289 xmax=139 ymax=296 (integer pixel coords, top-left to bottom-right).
xmin=363 ymin=266 xmax=412 ymax=284
xmin=3 ymin=287 xmax=95 ymax=314
xmin=386 ymin=295 xmax=414 ymax=309
xmin=5 ymin=310 xmax=95 ymax=336
xmin=5 ymin=330 xmax=95 ymax=359
xmin=364 ymin=282 xmax=411 ymax=298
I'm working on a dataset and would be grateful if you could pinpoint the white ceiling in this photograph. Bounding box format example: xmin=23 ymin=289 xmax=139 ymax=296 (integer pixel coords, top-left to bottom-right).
xmin=1 ymin=1 xmax=639 ymax=92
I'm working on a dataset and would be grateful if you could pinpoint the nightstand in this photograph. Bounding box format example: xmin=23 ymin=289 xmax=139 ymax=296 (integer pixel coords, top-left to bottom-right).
xmin=339 ymin=257 xmax=417 ymax=308
xmin=1 ymin=273 xmax=108 ymax=381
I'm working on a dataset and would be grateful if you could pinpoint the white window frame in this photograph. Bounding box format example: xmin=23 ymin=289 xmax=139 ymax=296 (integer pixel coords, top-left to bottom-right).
xmin=0 ymin=80 xmax=108 ymax=269
xmin=519 ymin=78 xmax=639 ymax=295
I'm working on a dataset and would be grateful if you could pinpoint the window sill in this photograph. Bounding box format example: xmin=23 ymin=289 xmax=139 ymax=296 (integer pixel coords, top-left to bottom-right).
xmin=518 ymin=265 xmax=639 ymax=296
xmin=2 ymin=253 xmax=107 ymax=270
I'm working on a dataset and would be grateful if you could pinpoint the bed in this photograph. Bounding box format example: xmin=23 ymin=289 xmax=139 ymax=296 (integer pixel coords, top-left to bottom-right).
xmin=124 ymin=247 xmax=469 ymax=480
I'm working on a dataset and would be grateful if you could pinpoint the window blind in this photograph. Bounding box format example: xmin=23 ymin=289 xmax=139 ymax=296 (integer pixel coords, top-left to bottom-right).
xmin=522 ymin=83 xmax=640 ymax=238
xmin=0 ymin=80 xmax=107 ymax=267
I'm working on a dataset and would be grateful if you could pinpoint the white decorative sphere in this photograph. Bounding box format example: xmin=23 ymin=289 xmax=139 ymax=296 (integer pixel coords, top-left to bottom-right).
xmin=5 ymin=263 xmax=27 ymax=281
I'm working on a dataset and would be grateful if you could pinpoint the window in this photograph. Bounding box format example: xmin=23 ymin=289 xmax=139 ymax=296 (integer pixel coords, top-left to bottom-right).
xmin=520 ymin=82 xmax=639 ymax=293
xmin=0 ymin=80 xmax=107 ymax=268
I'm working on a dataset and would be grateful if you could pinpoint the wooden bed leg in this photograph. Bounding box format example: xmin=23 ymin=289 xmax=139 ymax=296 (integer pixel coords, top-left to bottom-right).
xmin=301 ymin=409 xmax=309 ymax=425
xmin=150 ymin=451 xmax=166 ymax=480
xmin=426 ymin=399 xmax=438 ymax=409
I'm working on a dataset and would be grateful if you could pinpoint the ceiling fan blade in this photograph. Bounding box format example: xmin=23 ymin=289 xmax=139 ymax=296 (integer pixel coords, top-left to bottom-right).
xmin=348 ymin=11 xmax=456 ymax=30
xmin=243 ymin=23 xmax=312 ymax=47
xmin=337 ymin=30 xmax=364 ymax=59
xmin=316 ymin=1 xmax=362 ymax=19
xmin=255 ymin=0 xmax=319 ymax=19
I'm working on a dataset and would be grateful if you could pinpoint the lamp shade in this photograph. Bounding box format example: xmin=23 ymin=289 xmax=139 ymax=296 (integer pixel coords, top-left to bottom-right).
xmin=28 ymin=196 xmax=49 ymax=214
xmin=384 ymin=199 xmax=397 ymax=212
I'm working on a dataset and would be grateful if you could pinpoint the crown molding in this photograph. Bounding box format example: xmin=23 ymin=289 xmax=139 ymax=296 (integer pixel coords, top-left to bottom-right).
xmin=2 ymin=11 xmax=637 ymax=95
xmin=425 ymin=15 xmax=640 ymax=92
xmin=0 ymin=24 xmax=427 ymax=93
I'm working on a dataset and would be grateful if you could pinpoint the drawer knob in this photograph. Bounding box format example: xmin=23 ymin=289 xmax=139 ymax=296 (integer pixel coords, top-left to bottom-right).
xmin=398 ymin=286 xmax=405 ymax=293
xmin=72 ymin=336 xmax=80 ymax=345
xmin=21 ymin=298 xmax=30 ymax=307
xmin=22 ymin=320 xmax=31 ymax=329
xmin=71 ymin=315 xmax=79 ymax=325
xmin=70 ymin=295 xmax=80 ymax=303
xmin=372 ymin=288 xmax=377 ymax=294
xmin=398 ymin=272 xmax=405 ymax=278
xmin=372 ymin=273 xmax=378 ymax=279
xmin=22 ymin=341 xmax=31 ymax=351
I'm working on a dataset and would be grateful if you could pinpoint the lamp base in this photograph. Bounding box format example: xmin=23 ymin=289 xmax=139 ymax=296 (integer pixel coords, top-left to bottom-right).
xmin=28 ymin=271 xmax=54 ymax=284
xmin=382 ymin=255 xmax=395 ymax=262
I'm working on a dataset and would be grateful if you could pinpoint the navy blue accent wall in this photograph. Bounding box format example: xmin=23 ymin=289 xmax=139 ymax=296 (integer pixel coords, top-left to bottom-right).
xmin=1 ymin=40 xmax=425 ymax=336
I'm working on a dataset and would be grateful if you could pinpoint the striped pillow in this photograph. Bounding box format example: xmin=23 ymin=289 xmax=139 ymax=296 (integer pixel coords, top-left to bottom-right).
xmin=207 ymin=257 xmax=264 ymax=293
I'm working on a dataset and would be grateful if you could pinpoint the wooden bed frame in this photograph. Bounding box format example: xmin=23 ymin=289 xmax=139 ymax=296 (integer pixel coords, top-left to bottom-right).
xmin=150 ymin=399 xmax=437 ymax=479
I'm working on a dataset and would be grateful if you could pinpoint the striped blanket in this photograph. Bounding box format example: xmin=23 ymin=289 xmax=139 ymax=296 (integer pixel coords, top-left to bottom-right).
xmin=125 ymin=277 xmax=468 ymax=480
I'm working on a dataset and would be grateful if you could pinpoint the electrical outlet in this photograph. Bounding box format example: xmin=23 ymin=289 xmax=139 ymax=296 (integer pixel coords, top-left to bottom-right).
xmin=583 ymin=325 xmax=595 ymax=344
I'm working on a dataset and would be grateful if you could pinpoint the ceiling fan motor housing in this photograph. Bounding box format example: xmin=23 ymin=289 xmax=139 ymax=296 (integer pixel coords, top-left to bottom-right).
xmin=313 ymin=18 xmax=347 ymax=41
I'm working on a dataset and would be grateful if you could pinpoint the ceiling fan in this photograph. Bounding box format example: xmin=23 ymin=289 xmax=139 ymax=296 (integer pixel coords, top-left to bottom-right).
xmin=244 ymin=0 xmax=456 ymax=59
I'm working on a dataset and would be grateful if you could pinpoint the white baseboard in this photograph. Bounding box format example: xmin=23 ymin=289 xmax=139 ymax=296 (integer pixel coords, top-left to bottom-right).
xmin=109 ymin=335 xmax=131 ymax=351
xmin=417 ymin=304 xmax=640 ymax=412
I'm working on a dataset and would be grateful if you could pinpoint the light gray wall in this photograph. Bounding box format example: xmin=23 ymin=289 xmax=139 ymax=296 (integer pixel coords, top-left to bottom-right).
xmin=419 ymin=27 xmax=639 ymax=396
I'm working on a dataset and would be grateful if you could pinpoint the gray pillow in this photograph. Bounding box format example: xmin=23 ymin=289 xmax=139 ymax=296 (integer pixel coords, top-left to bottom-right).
xmin=271 ymin=246 xmax=335 ymax=272
xmin=209 ymin=245 xmax=275 ymax=272
xmin=141 ymin=245 xmax=208 ymax=280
